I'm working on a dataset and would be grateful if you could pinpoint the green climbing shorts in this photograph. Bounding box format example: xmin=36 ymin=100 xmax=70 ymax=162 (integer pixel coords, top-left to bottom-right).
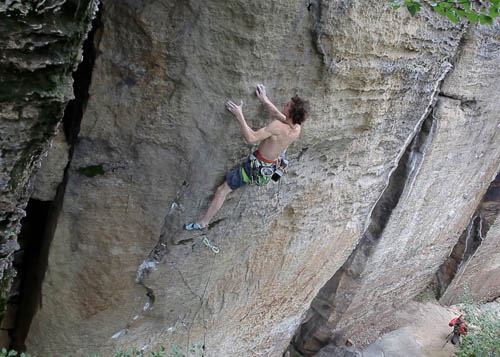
xmin=226 ymin=157 xmax=252 ymax=190
xmin=226 ymin=154 xmax=275 ymax=190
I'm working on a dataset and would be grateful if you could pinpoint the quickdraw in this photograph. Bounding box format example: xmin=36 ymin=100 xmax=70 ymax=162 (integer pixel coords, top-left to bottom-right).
xmin=202 ymin=236 xmax=219 ymax=254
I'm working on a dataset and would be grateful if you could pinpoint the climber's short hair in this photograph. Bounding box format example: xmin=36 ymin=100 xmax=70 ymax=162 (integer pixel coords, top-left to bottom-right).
xmin=289 ymin=95 xmax=310 ymax=125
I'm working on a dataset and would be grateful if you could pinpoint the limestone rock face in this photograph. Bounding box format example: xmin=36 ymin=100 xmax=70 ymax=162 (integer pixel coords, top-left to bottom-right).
xmin=314 ymin=300 xmax=464 ymax=357
xmin=19 ymin=1 xmax=500 ymax=356
xmin=442 ymin=216 xmax=500 ymax=304
xmin=0 ymin=0 xmax=98 ymax=318
xmin=440 ymin=173 xmax=500 ymax=305
xmin=294 ymin=22 xmax=500 ymax=353
xmin=315 ymin=327 xmax=424 ymax=357
xmin=31 ymin=126 xmax=70 ymax=201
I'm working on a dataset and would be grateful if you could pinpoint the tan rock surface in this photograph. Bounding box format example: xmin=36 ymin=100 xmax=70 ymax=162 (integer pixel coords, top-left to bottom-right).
xmin=23 ymin=1 xmax=500 ymax=356
xmin=295 ymin=22 xmax=500 ymax=353
xmin=314 ymin=300 xmax=461 ymax=357
xmin=395 ymin=301 xmax=459 ymax=357
xmin=441 ymin=213 xmax=500 ymax=305
xmin=334 ymin=92 xmax=500 ymax=344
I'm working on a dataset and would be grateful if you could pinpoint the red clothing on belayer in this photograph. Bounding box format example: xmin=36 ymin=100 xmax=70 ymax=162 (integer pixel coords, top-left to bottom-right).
xmin=449 ymin=316 xmax=469 ymax=335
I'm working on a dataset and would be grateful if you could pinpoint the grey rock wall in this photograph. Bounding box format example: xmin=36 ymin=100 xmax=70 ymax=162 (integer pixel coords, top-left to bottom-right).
xmin=295 ymin=21 xmax=500 ymax=353
xmin=6 ymin=0 xmax=499 ymax=356
xmin=440 ymin=173 xmax=500 ymax=305
xmin=31 ymin=126 xmax=70 ymax=201
xmin=0 ymin=0 xmax=98 ymax=320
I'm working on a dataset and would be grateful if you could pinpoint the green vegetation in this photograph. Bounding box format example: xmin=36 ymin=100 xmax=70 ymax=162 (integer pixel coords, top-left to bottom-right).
xmin=456 ymin=288 xmax=500 ymax=356
xmin=115 ymin=346 xmax=167 ymax=357
xmin=169 ymin=344 xmax=202 ymax=357
xmin=76 ymin=164 xmax=105 ymax=177
xmin=0 ymin=348 xmax=30 ymax=357
xmin=390 ymin=0 xmax=499 ymax=24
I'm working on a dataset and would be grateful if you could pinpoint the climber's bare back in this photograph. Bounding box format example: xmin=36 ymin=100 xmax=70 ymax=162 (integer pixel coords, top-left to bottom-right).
xmin=257 ymin=119 xmax=301 ymax=161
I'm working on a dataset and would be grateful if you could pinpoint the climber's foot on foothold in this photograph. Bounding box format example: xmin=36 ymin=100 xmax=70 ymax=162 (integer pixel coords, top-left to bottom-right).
xmin=184 ymin=222 xmax=206 ymax=231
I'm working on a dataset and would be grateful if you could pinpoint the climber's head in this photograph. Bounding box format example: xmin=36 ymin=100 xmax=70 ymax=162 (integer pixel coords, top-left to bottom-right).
xmin=285 ymin=95 xmax=310 ymax=125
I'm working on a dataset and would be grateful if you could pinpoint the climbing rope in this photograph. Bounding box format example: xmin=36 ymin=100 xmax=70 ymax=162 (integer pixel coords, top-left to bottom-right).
xmin=185 ymin=150 xmax=287 ymax=351
xmin=186 ymin=186 xmax=247 ymax=356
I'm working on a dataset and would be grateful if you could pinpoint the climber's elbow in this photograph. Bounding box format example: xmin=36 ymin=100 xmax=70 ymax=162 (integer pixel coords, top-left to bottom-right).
xmin=245 ymin=135 xmax=258 ymax=144
xmin=243 ymin=131 xmax=258 ymax=144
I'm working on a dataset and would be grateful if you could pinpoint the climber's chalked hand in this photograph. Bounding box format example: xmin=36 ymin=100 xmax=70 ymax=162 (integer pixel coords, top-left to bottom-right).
xmin=225 ymin=100 xmax=243 ymax=117
xmin=256 ymin=84 xmax=267 ymax=101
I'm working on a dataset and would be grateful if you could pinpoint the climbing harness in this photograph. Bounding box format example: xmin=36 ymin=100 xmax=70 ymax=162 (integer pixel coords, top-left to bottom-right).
xmin=202 ymin=236 xmax=219 ymax=254
xmin=248 ymin=153 xmax=275 ymax=186
xmin=248 ymin=151 xmax=289 ymax=186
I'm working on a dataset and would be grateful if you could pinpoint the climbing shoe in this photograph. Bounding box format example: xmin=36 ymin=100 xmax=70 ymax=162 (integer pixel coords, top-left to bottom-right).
xmin=184 ymin=222 xmax=205 ymax=231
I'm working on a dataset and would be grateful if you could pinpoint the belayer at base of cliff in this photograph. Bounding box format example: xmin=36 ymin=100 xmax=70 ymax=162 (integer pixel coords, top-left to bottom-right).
xmin=448 ymin=315 xmax=468 ymax=345
xmin=184 ymin=84 xmax=310 ymax=231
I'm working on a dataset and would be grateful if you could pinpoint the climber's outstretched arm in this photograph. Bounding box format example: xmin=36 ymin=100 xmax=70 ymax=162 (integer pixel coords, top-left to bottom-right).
xmin=256 ymin=84 xmax=287 ymax=122
xmin=225 ymin=100 xmax=280 ymax=144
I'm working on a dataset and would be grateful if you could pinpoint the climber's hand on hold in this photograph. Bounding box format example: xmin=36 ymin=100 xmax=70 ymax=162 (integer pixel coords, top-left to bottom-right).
xmin=226 ymin=100 xmax=254 ymax=141
xmin=225 ymin=100 xmax=244 ymax=119
xmin=256 ymin=84 xmax=268 ymax=102
xmin=256 ymin=84 xmax=286 ymax=122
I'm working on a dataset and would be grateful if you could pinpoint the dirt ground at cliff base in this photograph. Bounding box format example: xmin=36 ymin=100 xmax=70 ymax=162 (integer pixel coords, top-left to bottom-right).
xmin=294 ymin=299 xmax=464 ymax=356
xmin=340 ymin=298 xmax=462 ymax=356
xmin=345 ymin=299 xmax=462 ymax=355
xmin=395 ymin=300 xmax=461 ymax=356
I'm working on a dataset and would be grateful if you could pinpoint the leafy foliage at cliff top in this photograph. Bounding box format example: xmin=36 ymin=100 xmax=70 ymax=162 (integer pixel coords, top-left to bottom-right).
xmin=390 ymin=0 xmax=499 ymax=24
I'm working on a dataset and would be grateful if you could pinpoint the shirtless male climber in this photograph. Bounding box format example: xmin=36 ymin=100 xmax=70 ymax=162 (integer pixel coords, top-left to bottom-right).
xmin=184 ymin=84 xmax=310 ymax=231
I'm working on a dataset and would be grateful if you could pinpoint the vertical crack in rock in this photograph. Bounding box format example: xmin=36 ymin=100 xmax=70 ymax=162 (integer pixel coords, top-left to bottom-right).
xmin=290 ymin=67 xmax=452 ymax=356
xmin=62 ymin=10 xmax=100 ymax=147
xmin=3 ymin=200 xmax=48 ymax=348
xmin=134 ymin=201 xmax=183 ymax=316
xmin=434 ymin=170 xmax=500 ymax=299
xmin=136 ymin=241 xmax=168 ymax=307
xmin=8 ymin=11 xmax=101 ymax=351
xmin=107 ymin=240 xmax=169 ymax=341
xmin=134 ymin=180 xmax=192 ymax=316
xmin=308 ymin=0 xmax=327 ymax=66
xmin=130 ymin=202 xmax=185 ymax=338
xmin=10 ymin=196 xmax=58 ymax=351
xmin=359 ymin=61 xmax=453 ymax=234
xmin=307 ymin=0 xmax=344 ymax=72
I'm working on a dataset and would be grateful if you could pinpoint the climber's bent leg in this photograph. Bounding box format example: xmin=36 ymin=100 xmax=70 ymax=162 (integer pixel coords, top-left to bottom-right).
xmin=187 ymin=158 xmax=250 ymax=230
xmin=198 ymin=182 xmax=233 ymax=227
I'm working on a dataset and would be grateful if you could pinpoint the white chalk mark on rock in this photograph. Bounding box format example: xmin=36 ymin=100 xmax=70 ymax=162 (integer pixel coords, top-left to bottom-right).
xmin=111 ymin=329 xmax=128 ymax=339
